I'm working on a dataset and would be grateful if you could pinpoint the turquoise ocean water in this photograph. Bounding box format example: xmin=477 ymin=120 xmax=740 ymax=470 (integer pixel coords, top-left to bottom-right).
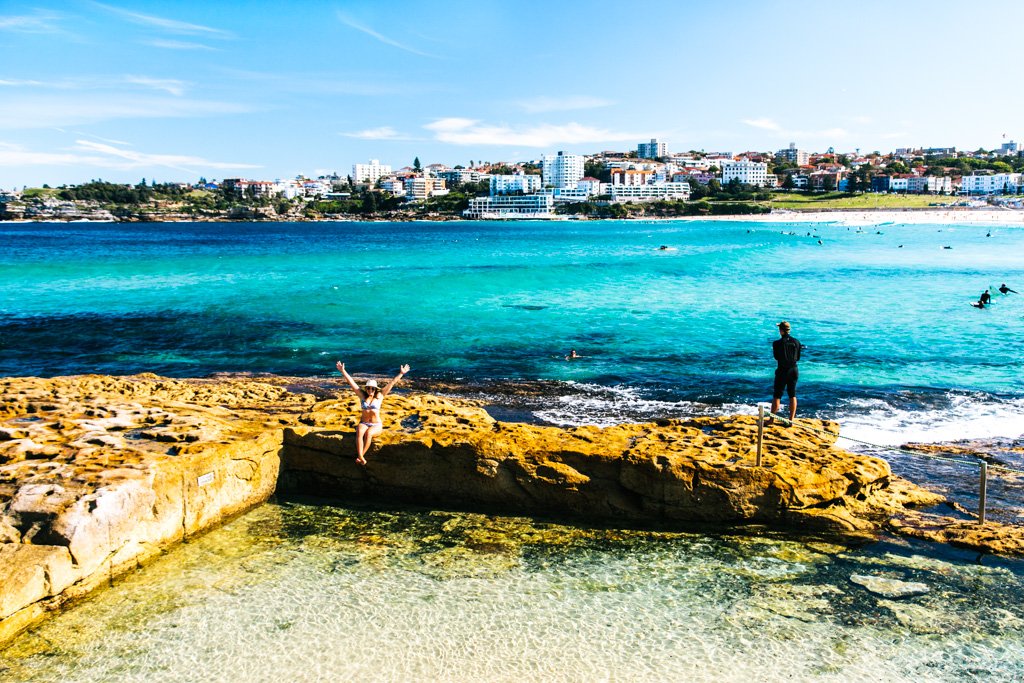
xmin=3 ymin=219 xmax=1024 ymax=681
xmin=2 ymin=219 xmax=1022 ymax=442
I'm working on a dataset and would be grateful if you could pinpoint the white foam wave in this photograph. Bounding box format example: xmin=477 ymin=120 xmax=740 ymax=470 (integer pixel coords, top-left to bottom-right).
xmin=532 ymin=382 xmax=753 ymax=427
xmin=835 ymin=393 xmax=1024 ymax=448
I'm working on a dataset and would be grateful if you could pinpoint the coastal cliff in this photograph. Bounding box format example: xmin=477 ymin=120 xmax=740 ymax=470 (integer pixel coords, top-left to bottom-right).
xmin=1 ymin=374 xmax=1021 ymax=647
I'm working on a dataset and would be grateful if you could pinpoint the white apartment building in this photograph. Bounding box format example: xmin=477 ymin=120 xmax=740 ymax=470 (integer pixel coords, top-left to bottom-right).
xmin=721 ymin=160 xmax=770 ymax=187
xmin=352 ymin=159 xmax=392 ymax=185
xmin=960 ymin=173 xmax=1022 ymax=195
xmin=577 ymin=177 xmax=603 ymax=196
xmin=490 ymin=173 xmax=541 ymax=195
xmin=464 ymin=194 xmax=554 ymax=219
xmin=637 ymin=138 xmax=668 ymax=159
xmin=541 ymin=151 xmax=585 ymax=189
xmin=608 ymin=183 xmax=691 ymax=203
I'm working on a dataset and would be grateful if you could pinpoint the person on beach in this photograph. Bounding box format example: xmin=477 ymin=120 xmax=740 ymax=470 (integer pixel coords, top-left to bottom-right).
xmin=769 ymin=321 xmax=802 ymax=424
xmin=999 ymin=283 xmax=1018 ymax=295
xmin=335 ymin=361 xmax=410 ymax=465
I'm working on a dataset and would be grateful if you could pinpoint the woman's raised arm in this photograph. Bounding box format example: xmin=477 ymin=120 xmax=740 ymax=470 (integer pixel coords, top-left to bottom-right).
xmin=335 ymin=361 xmax=364 ymax=396
xmin=382 ymin=364 xmax=410 ymax=396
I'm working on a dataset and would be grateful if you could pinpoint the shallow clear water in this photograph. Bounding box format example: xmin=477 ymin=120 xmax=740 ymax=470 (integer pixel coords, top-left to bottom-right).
xmin=2 ymin=499 xmax=1023 ymax=682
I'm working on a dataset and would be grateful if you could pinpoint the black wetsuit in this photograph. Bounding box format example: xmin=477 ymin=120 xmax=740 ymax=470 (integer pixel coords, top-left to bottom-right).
xmin=772 ymin=334 xmax=802 ymax=399
xmin=981 ymin=291 xmax=992 ymax=305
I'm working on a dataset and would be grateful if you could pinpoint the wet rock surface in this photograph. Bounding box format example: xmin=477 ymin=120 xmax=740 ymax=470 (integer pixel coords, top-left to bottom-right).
xmin=1 ymin=373 xmax=1022 ymax=648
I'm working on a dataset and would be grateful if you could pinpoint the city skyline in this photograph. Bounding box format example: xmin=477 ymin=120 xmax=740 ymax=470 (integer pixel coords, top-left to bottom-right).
xmin=2 ymin=0 xmax=1023 ymax=186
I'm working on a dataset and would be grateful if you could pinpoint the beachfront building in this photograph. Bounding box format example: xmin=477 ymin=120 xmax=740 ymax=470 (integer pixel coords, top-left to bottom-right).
xmin=637 ymin=139 xmax=668 ymax=159
xmin=607 ymin=183 xmax=691 ymax=203
xmin=464 ymin=194 xmax=554 ymax=219
xmin=541 ymin=151 xmax=585 ymax=189
xmin=610 ymin=169 xmax=655 ymax=186
xmin=960 ymin=173 xmax=1022 ymax=195
xmin=490 ymin=173 xmax=541 ymax=195
xmin=577 ymin=177 xmax=603 ymax=196
xmin=352 ymin=159 xmax=392 ymax=185
xmin=404 ymin=176 xmax=448 ymax=200
xmin=721 ymin=160 xmax=770 ymax=187
xmin=776 ymin=143 xmax=809 ymax=166
xmin=438 ymin=169 xmax=483 ymax=185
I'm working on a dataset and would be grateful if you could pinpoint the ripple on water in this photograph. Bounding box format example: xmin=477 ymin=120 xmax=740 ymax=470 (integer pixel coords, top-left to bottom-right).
xmin=2 ymin=500 xmax=1024 ymax=682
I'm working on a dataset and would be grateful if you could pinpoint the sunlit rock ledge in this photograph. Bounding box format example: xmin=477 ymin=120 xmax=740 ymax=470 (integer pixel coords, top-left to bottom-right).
xmin=0 ymin=374 xmax=1020 ymax=646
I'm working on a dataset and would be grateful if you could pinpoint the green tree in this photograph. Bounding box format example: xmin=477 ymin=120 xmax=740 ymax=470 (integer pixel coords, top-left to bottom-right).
xmin=413 ymin=157 xmax=422 ymax=172
xmin=781 ymin=174 xmax=796 ymax=191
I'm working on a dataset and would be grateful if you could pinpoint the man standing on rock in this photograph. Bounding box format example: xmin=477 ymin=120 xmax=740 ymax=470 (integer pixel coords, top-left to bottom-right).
xmin=770 ymin=321 xmax=802 ymax=424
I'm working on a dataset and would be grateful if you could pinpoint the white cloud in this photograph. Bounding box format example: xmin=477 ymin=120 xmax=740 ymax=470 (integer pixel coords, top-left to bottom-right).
xmin=742 ymin=118 xmax=849 ymax=141
xmin=742 ymin=118 xmax=782 ymax=131
xmin=424 ymin=118 xmax=641 ymax=147
xmin=0 ymin=140 xmax=261 ymax=174
xmin=145 ymin=39 xmax=217 ymax=51
xmin=0 ymin=75 xmax=189 ymax=95
xmin=0 ymin=95 xmax=253 ymax=129
xmin=122 ymin=76 xmax=187 ymax=96
xmin=93 ymin=2 xmax=233 ymax=38
xmin=336 ymin=12 xmax=437 ymax=58
xmin=73 ymin=139 xmax=260 ymax=172
xmin=342 ymin=126 xmax=404 ymax=140
xmin=0 ymin=10 xmax=63 ymax=34
xmin=517 ymin=96 xmax=615 ymax=114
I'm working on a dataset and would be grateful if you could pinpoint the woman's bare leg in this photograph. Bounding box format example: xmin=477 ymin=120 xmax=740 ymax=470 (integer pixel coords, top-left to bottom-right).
xmin=355 ymin=423 xmax=382 ymax=465
xmin=355 ymin=423 xmax=369 ymax=464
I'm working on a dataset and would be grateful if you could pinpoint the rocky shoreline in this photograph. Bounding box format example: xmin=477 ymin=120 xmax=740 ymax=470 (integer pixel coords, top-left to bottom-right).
xmin=2 ymin=374 xmax=1023 ymax=647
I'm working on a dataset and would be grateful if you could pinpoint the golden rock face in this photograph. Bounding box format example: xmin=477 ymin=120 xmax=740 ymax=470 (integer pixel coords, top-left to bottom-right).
xmin=0 ymin=374 xmax=1018 ymax=647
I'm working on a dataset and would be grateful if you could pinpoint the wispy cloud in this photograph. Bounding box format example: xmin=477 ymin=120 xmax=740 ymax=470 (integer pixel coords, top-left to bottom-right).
xmin=516 ymin=96 xmax=616 ymax=114
xmin=122 ymin=76 xmax=188 ymax=96
xmin=742 ymin=118 xmax=782 ymax=131
xmin=0 ymin=75 xmax=190 ymax=95
xmin=145 ymin=38 xmax=217 ymax=51
xmin=336 ymin=12 xmax=438 ymax=58
xmin=742 ymin=117 xmax=848 ymax=140
xmin=342 ymin=126 xmax=410 ymax=140
xmin=424 ymin=118 xmax=640 ymax=147
xmin=0 ymin=140 xmax=261 ymax=174
xmin=93 ymin=2 xmax=233 ymax=38
xmin=73 ymin=139 xmax=259 ymax=173
xmin=0 ymin=95 xmax=252 ymax=129
xmin=0 ymin=10 xmax=64 ymax=34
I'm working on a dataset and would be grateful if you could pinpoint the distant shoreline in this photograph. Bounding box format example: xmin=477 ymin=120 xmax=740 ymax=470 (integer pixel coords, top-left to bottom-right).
xmin=2 ymin=207 xmax=1023 ymax=227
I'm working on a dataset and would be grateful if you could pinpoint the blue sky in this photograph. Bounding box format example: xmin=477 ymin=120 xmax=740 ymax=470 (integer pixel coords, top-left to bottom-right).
xmin=1 ymin=0 xmax=1022 ymax=187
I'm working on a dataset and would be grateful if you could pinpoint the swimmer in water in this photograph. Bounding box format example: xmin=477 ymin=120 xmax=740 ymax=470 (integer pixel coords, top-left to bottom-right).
xmin=565 ymin=349 xmax=581 ymax=361
xmin=999 ymin=283 xmax=1018 ymax=294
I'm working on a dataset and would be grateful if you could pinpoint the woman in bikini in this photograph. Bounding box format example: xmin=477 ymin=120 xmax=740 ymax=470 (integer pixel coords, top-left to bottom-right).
xmin=335 ymin=361 xmax=410 ymax=465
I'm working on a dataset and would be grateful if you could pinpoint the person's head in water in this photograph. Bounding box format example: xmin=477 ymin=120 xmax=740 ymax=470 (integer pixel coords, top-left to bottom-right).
xmin=777 ymin=321 xmax=791 ymax=336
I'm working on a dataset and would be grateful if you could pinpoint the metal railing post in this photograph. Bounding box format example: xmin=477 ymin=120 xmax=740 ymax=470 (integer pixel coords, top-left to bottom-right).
xmin=978 ymin=461 xmax=988 ymax=524
xmin=756 ymin=404 xmax=764 ymax=467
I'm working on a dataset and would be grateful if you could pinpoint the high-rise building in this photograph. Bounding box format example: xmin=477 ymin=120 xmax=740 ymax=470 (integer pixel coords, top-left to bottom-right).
xmin=776 ymin=143 xmax=809 ymax=165
xmin=541 ymin=151 xmax=585 ymax=189
xmin=637 ymin=138 xmax=668 ymax=159
xmin=352 ymin=159 xmax=392 ymax=184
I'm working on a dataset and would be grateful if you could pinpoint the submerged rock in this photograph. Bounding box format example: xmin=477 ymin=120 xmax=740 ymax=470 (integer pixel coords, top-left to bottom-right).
xmin=849 ymin=574 xmax=930 ymax=598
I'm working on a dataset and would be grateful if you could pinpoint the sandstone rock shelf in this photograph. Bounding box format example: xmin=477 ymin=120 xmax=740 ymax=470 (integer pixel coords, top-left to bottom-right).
xmin=1 ymin=374 xmax=1021 ymax=648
